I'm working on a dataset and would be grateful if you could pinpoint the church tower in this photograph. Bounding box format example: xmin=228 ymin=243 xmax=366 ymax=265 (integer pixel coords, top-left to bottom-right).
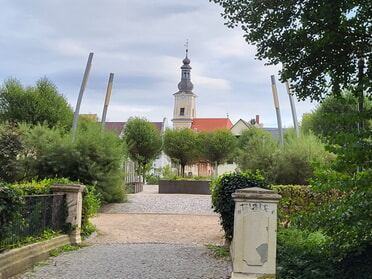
xmin=171 ymin=48 xmax=197 ymax=129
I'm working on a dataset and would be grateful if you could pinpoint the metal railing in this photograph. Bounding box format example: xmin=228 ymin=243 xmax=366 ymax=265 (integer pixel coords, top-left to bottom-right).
xmin=0 ymin=193 xmax=66 ymax=249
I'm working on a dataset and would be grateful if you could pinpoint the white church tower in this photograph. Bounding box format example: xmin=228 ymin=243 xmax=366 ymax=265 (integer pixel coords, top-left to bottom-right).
xmin=171 ymin=48 xmax=197 ymax=129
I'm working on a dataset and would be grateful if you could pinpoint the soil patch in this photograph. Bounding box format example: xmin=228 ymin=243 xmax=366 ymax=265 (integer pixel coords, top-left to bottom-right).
xmin=88 ymin=213 xmax=224 ymax=245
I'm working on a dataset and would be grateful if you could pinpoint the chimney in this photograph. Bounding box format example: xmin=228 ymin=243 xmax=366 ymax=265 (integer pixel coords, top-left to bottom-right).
xmin=255 ymin=115 xmax=260 ymax=124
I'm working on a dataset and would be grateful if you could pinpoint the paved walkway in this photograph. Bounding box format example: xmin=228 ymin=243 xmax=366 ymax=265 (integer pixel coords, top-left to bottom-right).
xmin=13 ymin=185 xmax=232 ymax=279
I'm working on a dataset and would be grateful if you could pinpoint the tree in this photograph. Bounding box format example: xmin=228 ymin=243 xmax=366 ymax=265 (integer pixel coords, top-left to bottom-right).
xmin=0 ymin=78 xmax=73 ymax=130
xmin=163 ymin=128 xmax=199 ymax=177
xmin=210 ymin=0 xmax=371 ymax=101
xmin=123 ymin=118 xmax=162 ymax=183
xmin=236 ymin=127 xmax=279 ymax=182
xmin=22 ymin=122 xmax=127 ymax=203
xmin=0 ymin=123 xmax=25 ymax=183
xmin=301 ymin=92 xmax=371 ymax=142
xmin=198 ymin=129 xmax=237 ymax=177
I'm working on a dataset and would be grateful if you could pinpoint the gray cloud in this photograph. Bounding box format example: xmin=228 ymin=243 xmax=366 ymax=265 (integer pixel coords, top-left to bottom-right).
xmin=1 ymin=0 xmax=316 ymax=127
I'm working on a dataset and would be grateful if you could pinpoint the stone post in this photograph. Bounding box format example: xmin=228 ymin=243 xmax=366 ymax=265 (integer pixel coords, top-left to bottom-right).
xmin=231 ymin=187 xmax=281 ymax=279
xmin=50 ymin=183 xmax=86 ymax=245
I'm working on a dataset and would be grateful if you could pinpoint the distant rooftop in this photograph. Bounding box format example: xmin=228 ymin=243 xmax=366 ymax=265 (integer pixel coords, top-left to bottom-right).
xmin=190 ymin=118 xmax=233 ymax=132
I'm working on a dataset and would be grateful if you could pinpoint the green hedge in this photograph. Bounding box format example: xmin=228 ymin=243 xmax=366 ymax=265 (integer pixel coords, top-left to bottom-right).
xmin=1 ymin=179 xmax=100 ymax=249
xmin=210 ymin=170 xmax=268 ymax=241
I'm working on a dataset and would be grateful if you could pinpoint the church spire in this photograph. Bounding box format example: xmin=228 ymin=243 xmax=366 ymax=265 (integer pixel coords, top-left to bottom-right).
xmin=172 ymin=42 xmax=197 ymax=129
xmin=177 ymin=41 xmax=194 ymax=92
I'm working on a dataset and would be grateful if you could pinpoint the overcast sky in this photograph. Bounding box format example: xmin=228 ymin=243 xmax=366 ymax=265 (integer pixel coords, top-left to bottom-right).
xmin=1 ymin=0 xmax=317 ymax=128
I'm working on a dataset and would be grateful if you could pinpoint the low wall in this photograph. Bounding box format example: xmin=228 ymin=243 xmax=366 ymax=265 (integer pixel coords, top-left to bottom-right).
xmin=159 ymin=180 xmax=211 ymax=195
xmin=0 ymin=235 xmax=71 ymax=279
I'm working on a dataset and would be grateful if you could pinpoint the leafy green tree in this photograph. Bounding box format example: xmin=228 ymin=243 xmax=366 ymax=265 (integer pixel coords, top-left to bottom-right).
xmin=210 ymin=0 xmax=371 ymax=101
xmin=236 ymin=127 xmax=279 ymax=182
xmin=0 ymin=123 xmax=25 ymax=183
xmin=272 ymin=131 xmax=335 ymax=185
xmin=22 ymin=122 xmax=126 ymax=203
xmin=198 ymin=129 xmax=237 ymax=177
xmin=0 ymin=78 xmax=73 ymax=130
xmin=123 ymin=118 xmax=162 ymax=183
xmin=301 ymin=92 xmax=371 ymax=141
xmin=163 ymin=128 xmax=199 ymax=177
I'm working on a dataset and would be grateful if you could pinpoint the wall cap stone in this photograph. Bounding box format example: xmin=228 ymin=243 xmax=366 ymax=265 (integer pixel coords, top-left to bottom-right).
xmin=50 ymin=183 xmax=86 ymax=193
xmin=232 ymin=187 xmax=281 ymax=201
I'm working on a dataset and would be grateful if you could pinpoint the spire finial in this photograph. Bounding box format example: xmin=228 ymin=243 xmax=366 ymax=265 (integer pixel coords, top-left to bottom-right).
xmin=184 ymin=39 xmax=189 ymax=57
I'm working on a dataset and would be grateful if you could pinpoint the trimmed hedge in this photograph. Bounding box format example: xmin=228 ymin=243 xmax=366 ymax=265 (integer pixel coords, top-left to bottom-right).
xmin=210 ymin=170 xmax=268 ymax=241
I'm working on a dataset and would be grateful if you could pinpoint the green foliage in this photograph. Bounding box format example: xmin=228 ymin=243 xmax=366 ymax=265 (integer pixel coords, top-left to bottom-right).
xmin=237 ymin=128 xmax=333 ymax=185
xmin=210 ymin=0 xmax=371 ymax=101
xmin=205 ymin=244 xmax=230 ymax=258
xmin=301 ymin=92 xmax=371 ymax=143
xmin=123 ymin=117 xmax=162 ymax=183
xmin=0 ymin=185 xmax=23 ymax=243
xmin=24 ymin=122 xmax=126 ymax=203
xmin=0 ymin=123 xmax=25 ymax=183
xmin=271 ymin=132 xmax=335 ymax=185
xmin=145 ymin=173 xmax=160 ymax=185
xmin=0 ymin=78 xmax=73 ymax=130
xmin=277 ymin=228 xmax=333 ymax=279
xmin=210 ymin=170 xmax=268 ymax=240
xmin=163 ymin=128 xmax=199 ymax=177
xmin=81 ymin=184 xmax=101 ymax=239
xmin=272 ymin=185 xmax=344 ymax=227
xmin=236 ymin=127 xmax=279 ymax=182
xmin=198 ymin=129 xmax=237 ymax=177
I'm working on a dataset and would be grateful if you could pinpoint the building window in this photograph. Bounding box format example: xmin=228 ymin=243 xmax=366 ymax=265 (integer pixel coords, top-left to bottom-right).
xmin=180 ymin=107 xmax=185 ymax=116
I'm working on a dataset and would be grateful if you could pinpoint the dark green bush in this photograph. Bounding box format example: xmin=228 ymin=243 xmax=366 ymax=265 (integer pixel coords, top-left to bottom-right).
xmin=0 ymin=185 xmax=23 ymax=244
xmin=210 ymin=170 xmax=268 ymax=241
xmin=277 ymin=228 xmax=333 ymax=279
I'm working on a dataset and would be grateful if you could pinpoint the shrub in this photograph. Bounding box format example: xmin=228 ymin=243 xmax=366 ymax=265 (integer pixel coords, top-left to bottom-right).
xmin=0 ymin=185 xmax=23 ymax=245
xmin=23 ymin=123 xmax=126 ymax=203
xmin=277 ymin=228 xmax=333 ymax=279
xmin=210 ymin=170 xmax=268 ymax=241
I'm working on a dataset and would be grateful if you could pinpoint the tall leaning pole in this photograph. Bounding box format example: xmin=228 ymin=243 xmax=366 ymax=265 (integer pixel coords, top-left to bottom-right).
xmin=284 ymin=80 xmax=299 ymax=138
xmin=71 ymin=52 xmax=94 ymax=142
xmin=101 ymin=73 xmax=114 ymax=132
xmin=271 ymin=75 xmax=284 ymax=146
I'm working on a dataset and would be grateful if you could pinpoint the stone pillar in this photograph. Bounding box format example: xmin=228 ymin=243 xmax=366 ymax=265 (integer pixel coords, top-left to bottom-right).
xmin=231 ymin=187 xmax=281 ymax=279
xmin=50 ymin=183 xmax=86 ymax=244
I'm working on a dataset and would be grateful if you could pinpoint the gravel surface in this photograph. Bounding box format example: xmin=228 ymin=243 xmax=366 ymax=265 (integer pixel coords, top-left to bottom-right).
xmin=17 ymin=243 xmax=231 ymax=279
xmin=100 ymin=190 xmax=217 ymax=215
xmin=12 ymin=185 xmax=232 ymax=279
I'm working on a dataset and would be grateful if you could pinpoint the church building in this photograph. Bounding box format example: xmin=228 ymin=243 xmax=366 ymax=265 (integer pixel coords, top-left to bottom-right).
xmin=172 ymin=49 xmax=233 ymax=131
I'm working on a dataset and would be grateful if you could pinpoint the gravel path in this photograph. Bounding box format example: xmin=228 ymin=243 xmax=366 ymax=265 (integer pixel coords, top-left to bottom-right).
xmin=13 ymin=185 xmax=232 ymax=279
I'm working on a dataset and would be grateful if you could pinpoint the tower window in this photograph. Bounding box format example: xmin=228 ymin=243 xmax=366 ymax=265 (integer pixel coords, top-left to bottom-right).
xmin=180 ymin=108 xmax=185 ymax=116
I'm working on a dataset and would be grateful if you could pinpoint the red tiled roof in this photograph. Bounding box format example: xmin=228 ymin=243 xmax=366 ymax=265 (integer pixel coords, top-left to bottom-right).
xmin=105 ymin=122 xmax=125 ymax=135
xmin=190 ymin=118 xmax=233 ymax=132
xmin=105 ymin=121 xmax=164 ymax=136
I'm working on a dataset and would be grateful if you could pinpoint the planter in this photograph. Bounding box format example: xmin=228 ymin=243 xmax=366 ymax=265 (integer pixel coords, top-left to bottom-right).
xmin=159 ymin=180 xmax=211 ymax=195
xmin=0 ymin=235 xmax=70 ymax=279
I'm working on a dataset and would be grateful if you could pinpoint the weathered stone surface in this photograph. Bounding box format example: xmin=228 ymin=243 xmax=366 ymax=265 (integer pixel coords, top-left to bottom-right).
xmin=231 ymin=187 xmax=281 ymax=279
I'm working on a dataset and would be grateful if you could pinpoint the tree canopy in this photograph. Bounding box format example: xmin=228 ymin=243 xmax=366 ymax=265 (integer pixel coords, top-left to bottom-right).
xmin=163 ymin=128 xmax=199 ymax=177
xmin=0 ymin=78 xmax=73 ymax=130
xmin=198 ymin=129 xmax=237 ymax=177
xmin=123 ymin=118 xmax=162 ymax=183
xmin=210 ymin=0 xmax=371 ymax=101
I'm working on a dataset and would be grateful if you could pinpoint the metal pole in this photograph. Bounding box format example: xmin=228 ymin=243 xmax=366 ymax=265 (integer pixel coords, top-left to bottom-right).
xmin=285 ymin=80 xmax=299 ymax=138
xmin=71 ymin=52 xmax=94 ymax=141
xmin=101 ymin=73 xmax=114 ymax=132
xmin=271 ymin=75 xmax=284 ymax=146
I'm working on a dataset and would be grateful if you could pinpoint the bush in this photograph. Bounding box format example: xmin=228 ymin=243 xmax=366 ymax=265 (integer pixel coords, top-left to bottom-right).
xmin=210 ymin=170 xmax=268 ymax=241
xmin=0 ymin=185 xmax=23 ymax=244
xmin=277 ymin=228 xmax=333 ymax=279
xmin=22 ymin=123 xmax=126 ymax=203
xmin=272 ymin=185 xmax=345 ymax=227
